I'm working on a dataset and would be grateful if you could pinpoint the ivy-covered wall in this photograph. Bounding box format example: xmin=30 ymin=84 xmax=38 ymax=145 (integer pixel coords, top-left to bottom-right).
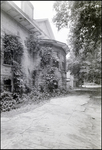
xmin=25 ymin=39 xmax=67 ymax=92
xmin=1 ymin=33 xmax=66 ymax=93
xmin=1 ymin=9 xmax=30 ymax=92
xmin=1 ymin=9 xmax=67 ymax=94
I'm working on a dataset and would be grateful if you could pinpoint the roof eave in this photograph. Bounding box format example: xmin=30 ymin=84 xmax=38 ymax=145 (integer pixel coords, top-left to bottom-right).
xmin=38 ymin=39 xmax=70 ymax=54
xmin=1 ymin=1 xmax=44 ymax=36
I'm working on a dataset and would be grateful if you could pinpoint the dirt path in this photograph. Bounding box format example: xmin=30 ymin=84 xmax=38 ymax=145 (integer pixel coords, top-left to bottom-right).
xmin=1 ymin=93 xmax=101 ymax=149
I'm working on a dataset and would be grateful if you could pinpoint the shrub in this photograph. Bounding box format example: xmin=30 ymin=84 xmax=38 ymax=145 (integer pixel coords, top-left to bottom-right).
xmin=1 ymin=92 xmax=15 ymax=112
xmin=0 ymin=92 xmax=23 ymax=112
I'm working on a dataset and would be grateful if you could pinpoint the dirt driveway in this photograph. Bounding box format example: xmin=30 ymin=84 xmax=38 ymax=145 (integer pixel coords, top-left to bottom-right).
xmin=1 ymin=93 xmax=101 ymax=149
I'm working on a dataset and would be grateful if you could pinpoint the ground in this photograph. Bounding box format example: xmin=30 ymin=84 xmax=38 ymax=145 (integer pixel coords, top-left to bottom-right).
xmin=1 ymin=91 xmax=101 ymax=149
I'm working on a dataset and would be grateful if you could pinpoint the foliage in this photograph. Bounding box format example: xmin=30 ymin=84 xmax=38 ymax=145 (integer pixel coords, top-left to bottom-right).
xmin=53 ymin=1 xmax=70 ymax=30
xmin=1 ymin=34 xmax=68 ymax=112
xmin=53 ymin=1 xmax=101 ymax=84
xmin=3 ymin=34 xmax=24 ymax=92
xmin=0 ymin=92 xmax=16 ymax=112
xmin=11 ymin=61 xmax=24 ymax=94
xmin=0 ymin=91 xmax=25 ymax=112
xmin=39 ymin=45 xmax=60 ymax=92
xmin=25 ymin=37 xmax=61 ymax=92
xmin=40 ymin=46 xmax=52 ymax=68
xmin=3 ymin=34 xmax=24 ymax=64
xmin=25 ymin=34 xmax=40 ymax=55
xmin=25 ymin=86 xmax=68 ymax=103
xmin=45 ymin=68 xmax=58 ymax=92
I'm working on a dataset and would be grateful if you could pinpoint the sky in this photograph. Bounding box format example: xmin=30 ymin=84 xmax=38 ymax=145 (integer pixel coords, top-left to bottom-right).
xmin=13 ymin=1 xmax=69 ymax=44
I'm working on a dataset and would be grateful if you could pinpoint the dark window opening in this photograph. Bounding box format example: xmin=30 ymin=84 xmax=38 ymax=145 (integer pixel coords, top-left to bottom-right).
xmin=4 ymin=51 xmax=13 ymax=65
xmin=4 ymin=79 xmax=12 ymax=92
xmin=52 ymin=59 xmax=59 ymax=68
xmin=48 ymin=80 xmax=58 ymax=92
xmin=53 ymin=80 xmax=58 ymax=89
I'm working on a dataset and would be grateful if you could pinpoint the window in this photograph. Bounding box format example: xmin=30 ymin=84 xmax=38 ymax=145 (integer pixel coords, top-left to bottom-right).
xmin=52 ymin=59 xmax=59 ymax=68
xmin=4 ymin=79 xmax=12 ymax=92
xmin=53 ymin=80 xmax=58 ymax=89
xmin=4 ymin=51 xmax=13 ymax=65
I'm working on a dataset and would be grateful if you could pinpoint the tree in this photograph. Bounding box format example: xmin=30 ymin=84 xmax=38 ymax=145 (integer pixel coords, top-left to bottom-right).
xmin=53 ymin=1 xmax=101 ymax=85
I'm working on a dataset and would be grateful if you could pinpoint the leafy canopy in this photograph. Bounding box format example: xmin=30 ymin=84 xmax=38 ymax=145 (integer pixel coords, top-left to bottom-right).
xmin=53 ymin=1 xmax=101 ymax=84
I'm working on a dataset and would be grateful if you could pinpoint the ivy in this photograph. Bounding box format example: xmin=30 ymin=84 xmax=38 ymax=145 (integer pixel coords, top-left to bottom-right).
xmin=40 ymin=45 xmax=60 ymax=92
xmin=1 ymin=34 xmax=68 ymax=112
xmin=11 ymin=61 xmax=24 ymax=92
xmin=3 ymin=34 xmax=23 ymax=64
xmin=3 ymin=34 xmax=24 ymax=94
xmin=40 ymin=46 xmax=52 ymax=68
xmin=25 ymin=36 xmax=59 ymax=91
xmin=25 ymin=35 xmax=40 ymax=56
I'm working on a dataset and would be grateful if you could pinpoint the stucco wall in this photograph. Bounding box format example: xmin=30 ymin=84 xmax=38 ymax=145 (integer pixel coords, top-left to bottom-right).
xmin=1 ymin=10 xmax=29 ymax=43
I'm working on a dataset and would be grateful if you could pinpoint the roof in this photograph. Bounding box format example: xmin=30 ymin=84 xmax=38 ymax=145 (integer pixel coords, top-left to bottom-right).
xmin=1 ymin=1 xmax=44 ymax=36
xmin=35 ymin=19 xmax=55 ymax=40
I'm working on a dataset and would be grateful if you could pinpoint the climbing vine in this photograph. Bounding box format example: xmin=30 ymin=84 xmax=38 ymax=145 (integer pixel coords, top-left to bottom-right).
xmin=3 ymin=34 xmax=24 ymax=94
xmin=39 ymin=45 xmax=59 ymax=92
xmin=25 ymin=35 xmax=64 ymax=94
xmin=1 ymin=35 xmax=67 ymax=112
xmin=3 ymin=34 xmax=23 ymax=64
xmin=40 ymin=46 xmax=52 ymax=68
xmin=25 ymin=34 xmax=40 ymax=56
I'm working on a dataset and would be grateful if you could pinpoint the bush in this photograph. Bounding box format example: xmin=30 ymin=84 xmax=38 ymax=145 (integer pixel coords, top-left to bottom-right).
xmin=0 ymin=92 xmax=23 ymax=112
xmin=1 ymin=92 xmax=15 ymax=112
xmin=0 ymin=86 xmax=68 ymax=112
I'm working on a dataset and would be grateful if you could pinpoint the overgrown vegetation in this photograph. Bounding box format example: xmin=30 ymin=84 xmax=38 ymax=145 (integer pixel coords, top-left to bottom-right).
xmin=26 ymin=36 xmax=62 ymax=93
xmin=25 ymin=34 xmax=40 ymax=56
xmin=3 ymin=34 xmax=23 ymax=64
xmin=39 ymin=45 xmax=61 ymax=93
xmin=0 ymin=92 xmax=23 ymax=112
xmin=3 ymin=34 xmax=24 ymax=93
xmin=1 ymin=34 xmax=25 ymax=112
xmin=1 ymin=34 xmax=67 ymax=112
